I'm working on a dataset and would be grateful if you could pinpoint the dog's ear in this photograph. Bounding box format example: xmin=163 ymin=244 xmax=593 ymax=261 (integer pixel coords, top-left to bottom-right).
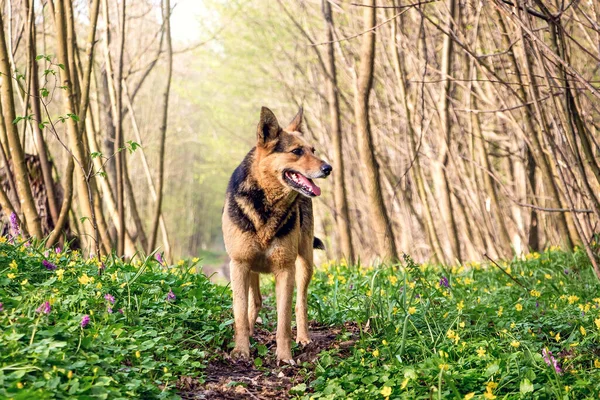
xmin=285 ymin=106 xmax=303 ymax=133
xmin=257 ymin=107 xmax=281 ymax=146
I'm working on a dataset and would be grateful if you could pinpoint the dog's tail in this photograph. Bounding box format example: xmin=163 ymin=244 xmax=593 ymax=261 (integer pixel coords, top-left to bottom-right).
xmin=313 ymin=237 xmax=325 ymax=250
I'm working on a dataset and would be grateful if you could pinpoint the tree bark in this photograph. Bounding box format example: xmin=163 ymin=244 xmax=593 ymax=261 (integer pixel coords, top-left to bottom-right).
xmin=321 ymin=0 xmax=355 ymax=263
xmin=354 ymin=0 xmax=398 ymax=262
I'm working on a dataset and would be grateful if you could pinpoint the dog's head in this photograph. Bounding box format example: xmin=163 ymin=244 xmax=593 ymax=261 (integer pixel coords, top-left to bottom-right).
xmin=255 ymin=106 xmax=331 ymax=198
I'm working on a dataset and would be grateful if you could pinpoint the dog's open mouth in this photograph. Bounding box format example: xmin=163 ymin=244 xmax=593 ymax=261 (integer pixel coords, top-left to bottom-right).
xmin=283 ymin=170 xmax=321 ymax=197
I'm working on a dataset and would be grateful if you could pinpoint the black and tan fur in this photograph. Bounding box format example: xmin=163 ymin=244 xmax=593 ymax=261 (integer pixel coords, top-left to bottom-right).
xmin=222 ymin=106 xmax=331 ymax=363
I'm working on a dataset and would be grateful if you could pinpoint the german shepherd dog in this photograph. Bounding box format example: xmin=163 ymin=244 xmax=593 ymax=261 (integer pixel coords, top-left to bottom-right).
xmin=222 ymin=107 xmax=331 ymax=363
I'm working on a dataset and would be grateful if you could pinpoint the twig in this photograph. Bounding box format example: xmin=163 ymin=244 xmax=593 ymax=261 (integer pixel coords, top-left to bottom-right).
xmin=484 ymin=253 xmax=530 ymax=291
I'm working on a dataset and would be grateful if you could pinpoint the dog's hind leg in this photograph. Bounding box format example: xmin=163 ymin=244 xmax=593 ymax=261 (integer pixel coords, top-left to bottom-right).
xmin=230 ymin=260 xmax=251 ymax=360
xmin=248 ymin=272 xmax=262 ymax=337
xmin=295 ymin=243 xmax=313 ymax=345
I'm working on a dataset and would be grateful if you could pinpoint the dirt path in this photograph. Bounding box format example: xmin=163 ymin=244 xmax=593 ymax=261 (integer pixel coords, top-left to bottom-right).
xmin=177 ymin=322 xmax=357 ymax=399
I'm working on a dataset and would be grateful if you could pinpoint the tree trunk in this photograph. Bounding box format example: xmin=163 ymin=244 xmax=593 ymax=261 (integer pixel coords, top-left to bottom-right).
xmin=321 ymin=0 xmax=355 ymax=263
xmin=0 ymin=10 xmax=43 ymax=238
xmin=354 ymin=0 xmax=398 ymax=262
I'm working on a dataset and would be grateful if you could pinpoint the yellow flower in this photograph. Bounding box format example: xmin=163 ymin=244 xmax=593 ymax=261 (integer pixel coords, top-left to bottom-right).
xmin=439 ymin=363 xmax=449 ymax=371
xmin=78 ymin=274 xmax=94 ymax=285
xmin=486 ymin=381 xmax=498 ymax=391
xmin=580 ymin=326 xmax=586 ymax=336
xmin=163 ymin=367 xmax=169 ymax=373
xmin=477 ymin=347 xmax=486 ymax=357
xmin=459 ymin=321 xmax=465 ymax=328
xmin=594 ymin=359 xmax=600 ymax=368
xmin=544 ymin=274 xmax=552 ymax=280
xmin=382 ymin=340 xmax=388 ymax=346
xmin=510 ymin=322 xmax=516 ymax=329
xmin=408 ymin=307 xmax=417 ymax=315
xmin=388 ymin=275 xmax=398 ymax=285
xmin=7 ymin=273 xmax=16 ymax=279
xmin=564 ymin=386 xmax=570 ymax=392
xmin=55 ymin=269 xmax=65 ymax=280
xmin=530 ymin=289 xmax=541 ymax=297
xmin=9 ymin=260 xmax=17 ymax=270
xmin=457 ymin=300 xmax=465 ymax=311
xmin=483 ymin=392 xmax=497 ymax=399
xmin=555 ymin=332 xmax=561 ymax=342
xmin=372 ymin=349 xmax=380 ymax=357
xmin=181 ymin=282 xmax=192 ymax=287
xmin=401 ymin=377 xmax=409 ymax=389
xmin=366 ymin=290 xmax=372 ymax=297
xmin=120 ymin=282 xmax=127 ymax=288
xmin=192 ymin=257 xmax=200 ymax=263
xmin=567 ymin=295 xmax=579 ymax=304
xmin=16 ymin=382 xmax=24 ymax=389
xmin=497 ymin=306 xmax=503 ymax=317
xmin=464 ymin=393 xmax=475 ymax=400
xmin=595 ymin=318 xmax=600 ymax=330
xmin=110 ymin=272 xmax=118 ymax=281
xmin=67 ymin=371 xmax=73 ymax=379
xmin=0 ymin=236 xmax=6 ymax=243
xmin=96 ymin=282 xmax=103 ymax=289
xmin=408 ymin=281 xmax=416 ymax=289
xmin=380 ymin=386 xmax=392 ymax=397
xmin=135 ymin=351 xmax=141 ymax=358
xmin=510 ymin=340 xmax=520 ymax=348
xmin=515 ymin=303 xmax=523 ymax=311
xmin=20 ymin=279 xmax=28 ymax=286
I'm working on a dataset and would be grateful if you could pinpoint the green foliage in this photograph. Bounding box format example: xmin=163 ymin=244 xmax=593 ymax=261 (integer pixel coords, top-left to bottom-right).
xmin=0 ymin=239 xmax=232 ymax=398
xmin=303 ymin=249 xmax=600 ymax=399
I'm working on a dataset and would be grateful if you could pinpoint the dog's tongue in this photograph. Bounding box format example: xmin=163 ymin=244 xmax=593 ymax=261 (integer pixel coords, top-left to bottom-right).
xmin=297 ymin=174 xmax=321 ymax=196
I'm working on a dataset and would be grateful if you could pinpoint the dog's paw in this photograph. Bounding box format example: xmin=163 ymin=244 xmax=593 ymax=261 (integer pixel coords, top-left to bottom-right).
xmin=296 ymin=336 xmax=312 ymax=346
xmin=277 ymin=358 xmax=296 ymax=367
xmin=230 ymin=347 xmax=250 ymax=360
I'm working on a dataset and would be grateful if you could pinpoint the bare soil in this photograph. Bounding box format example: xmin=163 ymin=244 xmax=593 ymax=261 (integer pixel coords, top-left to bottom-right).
xmin=177 ymin=322 xmax=357 ymax=399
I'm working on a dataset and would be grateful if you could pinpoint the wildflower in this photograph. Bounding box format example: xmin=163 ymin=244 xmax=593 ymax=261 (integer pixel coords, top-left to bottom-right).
xmin=530 ymin=289 xmax=541 ymax=297
xmin=497 ymin=306 xmax=503 ymax=317
xmin=408 ymin=306 xmax=416 ymax=315
xmin=155 ymin=252 xmax=165 ymax=265
xmin=78 ymin=274 xmax=94 ymax=285
xmin=192 ymin=257 xmax=200 ymax=263
xmin=542 ymin=348 xmax=562 ymax=374
xmin=382 ymin=340 xmax=388 ymax=346
xmin=43 ymin=260 xmax=57 ymax=271
xmin=9 ymin=260 xmax=17 ymax=270
xmin=515 ymin=303 xmax=523 ymax=311
xmin=167 ymin=289 xmax=176 ymax=302
xmin=594 ymin=359 xmax=600 ymax=368
xmin=483 ymin=392 xmax=497 ymax=399
xmin=400 ymin=377 xmax=409 ymax=389
xmin=510 ymin=340 xmax=520 ymax=348
xmin=20 ymin=279 xmax=28 ymax=286
xmin=440 ymin=276 xmax=449 ymax=288
xmin=476 ymin=347 xmax=486 ymax=357
xmin=0 ymin=302 xmax=3 ymax=312
xmin=510 ymin=322 xmax=516 ymax=329
xmin=118 ymin=309 xmax=124 ymax=314
xmin=580 ymin=326 xmax=586 ymax=336
xmin=55 ymin=247 xmax=61 ymax=254
xmin=457 ymin=300 xmax=464 ymax=311
xmin=388 ymin=275 xmax=398 ymax=285
xmin=567 ymin=295 xmax=579 ymax=304
xmin=380 ymin=386 xmax=392 ymax=397
xmin=177 ymin=259 xmax=185 ymax=267
xmin=459 ymin=321 xmax=465 ymax=328
xmin=55 ymin=269 xmax=65 ymax=280
xmin=555 ymin=332 xmax=561 ymax=342
xmin=104 ymin=293 xmax=116 ymax=304
xmin=7 ymin=273 xmax=15 ymax=279
xmin=36 ymin=301 xmax=51 ymax=314
xmin=464 ymin=393 xmax=475 ymax=400
xmin=10 ymin=212 xmax=20 ymax=236
xmin=107 ymin=307 xmax=113 ymax=314
xmin=16 ymin=382 xmax=23 ymax=389
xmin=67 ymin=371 xmax=73 ymax=379
xmin=596 ymin=318 xmax=600 ymax=330
xmin=439 ymin=363 xmax=449 ymax=371
xmin=372 ymin=349 xmax=380 ymax=357
xmin=81 ymin=315 xmax=90 ymax=328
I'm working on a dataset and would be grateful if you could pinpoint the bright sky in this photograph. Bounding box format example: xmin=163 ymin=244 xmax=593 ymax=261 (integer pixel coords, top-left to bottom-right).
xmin=170 ymin=0 xmax=208 ymax=44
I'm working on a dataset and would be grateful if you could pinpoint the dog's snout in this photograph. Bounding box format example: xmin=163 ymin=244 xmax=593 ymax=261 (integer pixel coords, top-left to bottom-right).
xmin=321 ymin=164 xmax=332 ymax=176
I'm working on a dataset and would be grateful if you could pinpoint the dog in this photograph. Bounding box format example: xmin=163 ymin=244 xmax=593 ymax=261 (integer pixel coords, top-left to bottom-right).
xmin=222 ymin=106 xmax=331 ymax=363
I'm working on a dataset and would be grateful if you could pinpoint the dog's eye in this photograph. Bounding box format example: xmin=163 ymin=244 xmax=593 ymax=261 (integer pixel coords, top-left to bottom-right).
xmin=291 ymin=148 xmax=304 ymax=156
xmin=312 ymin=148 xmax=316 ymax=154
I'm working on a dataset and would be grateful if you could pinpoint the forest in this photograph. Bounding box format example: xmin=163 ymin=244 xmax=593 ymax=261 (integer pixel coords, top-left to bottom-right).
xmin=2 ymin=0 xmax=600 ymax=398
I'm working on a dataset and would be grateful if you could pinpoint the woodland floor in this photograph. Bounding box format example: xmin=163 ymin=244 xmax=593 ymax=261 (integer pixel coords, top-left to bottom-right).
xmin=177 ymin=322 xmax=358 ymax=399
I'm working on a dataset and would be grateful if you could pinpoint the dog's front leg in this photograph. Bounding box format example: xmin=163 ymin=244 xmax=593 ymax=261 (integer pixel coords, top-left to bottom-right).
xmin=230 ymin=260 xmax=251 ymax=360
xmin=274 ymin=264 xmax=295 ymax=363
xmin=295 ymin=255 xmax=313 ymax=345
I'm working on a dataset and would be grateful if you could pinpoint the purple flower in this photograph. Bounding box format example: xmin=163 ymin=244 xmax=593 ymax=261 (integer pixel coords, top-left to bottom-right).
xmin=166 ymin=289 xmax=176 ymax=302
xmin=0 ymin=302 xmax=3 ymax=312
xmin=10 ymin=212 xmax=19 ymax=236
xmin=107 ymin=307 xmax=113 ymax=314
xmin=36 ymin=301 xmax=51 ymax=314
xmin=542 ymin=348 xmax=562 ymax=374
xmin=563 ymin=269 xmax=570 ymax=275
xmin=81 ymin=315 xmax=90 ymax=328
xmin=155 ymin=253 xmax=165 ymax=265
xmin=440 ymin=276 xmax=449 ymax=288
xmin=104 ymin=293 xmax=115 ymax=304
xmin=55 ymin=247 xmax=62 ymax=254
xmin=43 ymin=260 xmax=57 ymax=271
xmin=118 ymin=308 xmax=124 ymax=314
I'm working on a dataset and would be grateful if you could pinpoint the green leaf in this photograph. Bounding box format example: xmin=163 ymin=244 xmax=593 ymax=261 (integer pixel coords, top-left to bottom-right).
xmin=520 ymin=378 xmax=534 ymax=394
xmin=40 ymin=87 xmax=49 ymax=98
xmin=91 ymin=152 xmax=102 ymax=159
xmin=257 ymin=344 xmax=268 ymax=356
xmin=253 ymin=357 xmax=262 ymax=367
xmin=289 ymin=383 xmax=307 ymax=394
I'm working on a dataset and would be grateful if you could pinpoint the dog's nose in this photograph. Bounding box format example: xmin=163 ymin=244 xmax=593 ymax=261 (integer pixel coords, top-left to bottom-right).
xmin=321 ymin=164 xmax=332 ymax=176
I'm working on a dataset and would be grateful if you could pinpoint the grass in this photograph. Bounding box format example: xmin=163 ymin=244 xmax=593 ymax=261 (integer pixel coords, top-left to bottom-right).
xmin=1 ymin=235 xmax=600 ymax=399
